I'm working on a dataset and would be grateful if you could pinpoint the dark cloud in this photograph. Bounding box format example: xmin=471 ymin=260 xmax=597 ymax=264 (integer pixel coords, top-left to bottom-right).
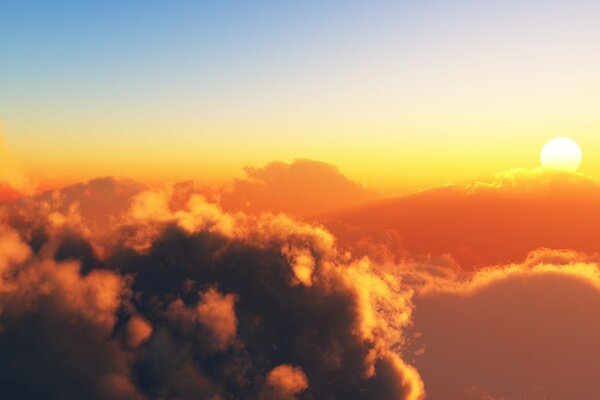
xmin=0 ymin=188 xmax=422 ymax=400
xmin=0 ymin=229 xmax=140 ymax=400
xmin=113 ymin=219 xmax=421 ymax=399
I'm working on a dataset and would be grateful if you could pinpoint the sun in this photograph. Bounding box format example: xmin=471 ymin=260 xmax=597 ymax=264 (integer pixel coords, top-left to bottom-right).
xmin=540 ymin=137 xmax=582 ymax=171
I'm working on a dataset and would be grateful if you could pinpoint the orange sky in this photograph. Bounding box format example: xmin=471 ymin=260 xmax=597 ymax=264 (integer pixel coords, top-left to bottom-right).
xmin=4 ymin=0 xmax=600 ymax=194
xmin=3 ymin=121 xmax=600 ymax=197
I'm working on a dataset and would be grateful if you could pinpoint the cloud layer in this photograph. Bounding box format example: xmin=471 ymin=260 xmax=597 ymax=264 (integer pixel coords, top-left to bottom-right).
xmin=407 ymin=248 xmax=600 ymax=399
xmin=324 ymin=168 xmax=600 ymax=268
xmin=0 ymin=184 xmax=422 ymax=399
xmin=3 ymin=163 xmax=600 ymax=398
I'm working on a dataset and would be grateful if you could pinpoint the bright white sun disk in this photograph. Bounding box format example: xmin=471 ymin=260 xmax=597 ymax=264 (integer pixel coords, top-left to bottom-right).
xmin=540 ymin=137 xmax=582 ymax=171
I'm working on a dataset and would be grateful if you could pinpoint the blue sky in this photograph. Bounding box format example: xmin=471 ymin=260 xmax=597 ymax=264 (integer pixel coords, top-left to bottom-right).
xmin=2 ymin=1 xmax=600 ymax=191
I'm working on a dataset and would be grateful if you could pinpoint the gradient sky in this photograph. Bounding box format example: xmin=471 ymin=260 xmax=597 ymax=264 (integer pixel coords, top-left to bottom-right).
xmin=3 ymin=0 xmax=600 ymax=193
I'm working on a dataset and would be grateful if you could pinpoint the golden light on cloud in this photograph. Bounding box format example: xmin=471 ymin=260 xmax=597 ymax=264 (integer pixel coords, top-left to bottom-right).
xmin=540 ymin=137 xmax=582 ymax=171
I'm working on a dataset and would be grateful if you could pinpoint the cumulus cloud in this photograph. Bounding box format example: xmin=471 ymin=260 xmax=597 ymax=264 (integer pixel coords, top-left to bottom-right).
xmin=126 ymin=316 xmax=154 ymax=348
xmin=262 ymin=365 xmax=309 ymax=400
xmin=115 ymin=199 xmax=423 ymax=399
xmin=219 ymin=158 xmax=380 ymax=217
xmin=0 ymin=183 xmax=423 ymax=399
xmin=165 ymin=288 xmax=238 ymax=353
xmin=0 ymin=227 xmax=141 ymax=400
xmin=0 ymin=225 xmax=31 ymax=275
xmin=6 ymin=163 xmax=598 ymax=399
xmin=196 ymin=288 xmax=238 ymax=351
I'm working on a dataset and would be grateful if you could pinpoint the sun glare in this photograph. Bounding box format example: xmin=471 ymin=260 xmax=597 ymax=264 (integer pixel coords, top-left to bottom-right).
xmin=540 ymin=137 xmax=582 ymax=171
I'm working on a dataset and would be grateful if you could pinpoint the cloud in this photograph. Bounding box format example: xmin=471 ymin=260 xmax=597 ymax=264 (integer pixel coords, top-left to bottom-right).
xmin=115 ymin=203 xmax=423 ymax=399
xmin=407 ymin=248 xmax=600 ymax=399
xmin=126 ymin=316 xmax=154 ymax=348
xmin=196 ymin=288 xmax=238 ymax=352
xmin=11 ymin=163 xmax=600 ymax=398
xmin=38 ymin=176 xmax=149 ymax=228
xmin=165 ymin=288 xmax=238 ymax=353
xmin=262 ymin=365 xmax=309 ymax=400
xmin=0 ymin=186 xmax=423 ymax=399
xmin=1 ymin=157 xmax=378 ymax=259
xmin=0 ymin=227 xmax=142 ymax=400
xmin=0 ymin=225 xmax=31 ymax=275
xmin=220 ymin=159 xmax=380 ymax=217
xmin=323 ymin=167 xmax=600 ymax=269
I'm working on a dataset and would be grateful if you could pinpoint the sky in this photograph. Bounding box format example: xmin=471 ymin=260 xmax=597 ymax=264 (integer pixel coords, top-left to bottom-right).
xmin=3 ymin=0 xmax=600 ymax=193
xmin=5 ymin=3 xmax=600 ymax=398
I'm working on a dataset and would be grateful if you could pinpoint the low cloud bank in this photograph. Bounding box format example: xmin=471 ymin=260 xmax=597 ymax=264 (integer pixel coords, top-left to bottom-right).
xmin=0 ymin=185 xmax=422 ymax=400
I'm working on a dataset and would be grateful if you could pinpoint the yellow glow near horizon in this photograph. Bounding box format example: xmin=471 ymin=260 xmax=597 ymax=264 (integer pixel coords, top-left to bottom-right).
xmin=540 ymin=137 xmax=582 ymax=172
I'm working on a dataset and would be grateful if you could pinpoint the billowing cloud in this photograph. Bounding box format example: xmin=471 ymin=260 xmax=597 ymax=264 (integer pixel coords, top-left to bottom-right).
xmin=196 ymin=288 xmax=238 ymax=351
xmin=126 ymin=316 xmax=154 ymax=348
xmin=262 ymin=365 xmax=309 ymax=400
xmin=114 ymin=196 xmax=423 ymax=399
xmin=165 ymin=288 xmax=238 ymax=353
xmin=0 ymin=185 xmax=423 ymax=399
xmin=5 ymin=163 xmax=600 ymax=399
xmin=220 ymin=159 xmax=380 ymax=217
xmin=0 ymin=227 xmax=141 ymax=400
